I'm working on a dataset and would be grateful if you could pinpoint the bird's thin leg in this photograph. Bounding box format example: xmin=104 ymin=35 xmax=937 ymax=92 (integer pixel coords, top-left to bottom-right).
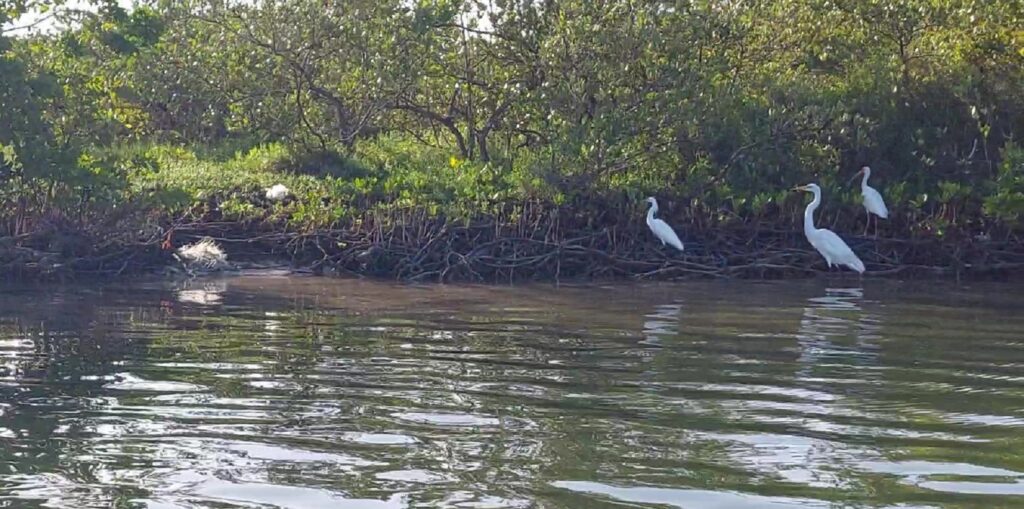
xmin=863 ymin=216 xmax=869 ymax=237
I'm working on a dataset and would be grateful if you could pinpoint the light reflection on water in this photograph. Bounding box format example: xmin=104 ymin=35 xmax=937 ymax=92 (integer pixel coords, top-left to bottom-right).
xmin=0 ymin=276 xmax=1018 ymax=508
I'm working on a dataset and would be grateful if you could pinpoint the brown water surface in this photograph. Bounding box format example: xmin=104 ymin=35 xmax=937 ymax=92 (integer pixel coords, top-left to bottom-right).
xmin=0 ymin=273 xmax=1020 ymax=508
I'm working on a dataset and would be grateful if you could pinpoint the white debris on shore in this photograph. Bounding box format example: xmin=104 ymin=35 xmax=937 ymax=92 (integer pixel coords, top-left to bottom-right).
xmin=174 ymin=237 xmax=229 ymax=270
xmin=266 ymin=183 xmax=290 ymax=201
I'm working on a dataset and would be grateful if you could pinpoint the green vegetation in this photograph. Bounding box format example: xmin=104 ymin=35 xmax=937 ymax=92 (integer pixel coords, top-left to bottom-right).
xmin=0 ymin=0 xmax=1022 ymax=279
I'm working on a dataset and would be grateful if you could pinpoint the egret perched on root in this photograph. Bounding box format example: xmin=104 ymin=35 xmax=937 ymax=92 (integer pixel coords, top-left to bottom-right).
xmin=848 ymin=166 xmax=888 ymax=237
xmin=793 ymin=184 xmax=865 ymax=275
xmin=644 ymin=197 xmax=684 ymax=252
xmin=265 ymin=183 xmax=290 ymax=202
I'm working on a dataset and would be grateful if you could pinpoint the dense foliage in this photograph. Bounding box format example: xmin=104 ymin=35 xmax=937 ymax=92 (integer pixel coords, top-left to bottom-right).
xmin=1 ymin=0 xmax=1023 ymax=256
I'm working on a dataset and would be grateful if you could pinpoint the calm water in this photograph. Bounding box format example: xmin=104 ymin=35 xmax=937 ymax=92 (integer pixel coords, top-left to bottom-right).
xmin=0 ymin=274 xmax=1021 ymax=508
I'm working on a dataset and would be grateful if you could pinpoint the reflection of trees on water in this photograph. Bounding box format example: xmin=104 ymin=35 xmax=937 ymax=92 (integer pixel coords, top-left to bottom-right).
xmin=0 ymin=286 xmax=175 ymax=388
xmin=0 ymin=286 xmax=172 ymax=502
xmin=0 ymin=280 xmax=941 ymax=508
xmin=0 ymin=280 xmax=560 ymax=507
xmin=0 ymin=280 xmax=329 ymax=505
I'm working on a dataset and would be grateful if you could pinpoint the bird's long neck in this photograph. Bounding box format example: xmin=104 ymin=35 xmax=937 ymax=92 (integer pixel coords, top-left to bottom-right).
xmin=646 ymin=203 xmax=657 ymax=224
xmin=803 ymin=190 xmax=821 ymax=236
xmin=860 ymin=170 xmax=871 ymax=191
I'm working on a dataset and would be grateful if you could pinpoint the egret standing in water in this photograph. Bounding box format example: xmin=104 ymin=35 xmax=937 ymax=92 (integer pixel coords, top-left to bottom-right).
xmin=848 ymin=166 xmax=888 ymax=237
xmin=793 ymin=184 xmax=865 ymax=274
xmin=645 ymin=197 xmax=684 ymax=252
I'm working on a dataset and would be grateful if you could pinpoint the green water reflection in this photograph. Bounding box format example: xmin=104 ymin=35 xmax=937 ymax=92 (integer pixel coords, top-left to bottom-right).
xmin=0 ymin=275 xmax=1019 ymax=508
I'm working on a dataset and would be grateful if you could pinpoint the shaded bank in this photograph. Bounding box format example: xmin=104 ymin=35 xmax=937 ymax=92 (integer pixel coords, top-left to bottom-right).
xmin=4 ymin=203 xmax=1022 ymax=283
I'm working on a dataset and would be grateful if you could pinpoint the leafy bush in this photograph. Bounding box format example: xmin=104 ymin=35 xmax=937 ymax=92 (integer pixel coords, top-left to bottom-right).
xmin=1 ymin=0 xmax=1023 ymax=243
xmin=985 ymin=143 xmax=1024 ymax=224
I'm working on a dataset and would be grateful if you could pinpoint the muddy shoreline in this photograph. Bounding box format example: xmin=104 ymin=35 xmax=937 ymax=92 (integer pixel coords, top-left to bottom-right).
xmin=3 ymin=213 xmax=1021 ymax=283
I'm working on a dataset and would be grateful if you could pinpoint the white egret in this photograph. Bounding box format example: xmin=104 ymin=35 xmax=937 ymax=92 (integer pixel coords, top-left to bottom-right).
xmin=793 ymin=184 xmax=865 ymax=274
xmin=848 ymin=166 xmax=888 ymax=237
xmin=265 ymin=183 xmax=290 ymax=201
xmin=644 ymin=197 xmax=684 ymax=252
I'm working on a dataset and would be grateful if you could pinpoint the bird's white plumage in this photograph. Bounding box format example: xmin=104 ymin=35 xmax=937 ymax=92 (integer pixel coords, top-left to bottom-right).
xmin=266 ymin=183 xmax=290 ymax=201
xmin=861 ymin=186 xmax=888 ymax=219
xmin=796 ymin=184 xmax=865 ymax=273
xmin=807 ymin=228 xmax=865 ymax=273
xmin=856 ymin=167 xmax=888 ymax=219
xmin=175 ymin=237 xmax=229 ymax=269
xmin=645 ymin=197 xmax=684 ymax=251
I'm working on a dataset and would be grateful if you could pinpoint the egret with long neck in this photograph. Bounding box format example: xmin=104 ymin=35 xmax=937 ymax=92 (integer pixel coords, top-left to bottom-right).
xmin=848 ymin=166 xmax=888 ymax=237
xmin=794 ymin=184 xmax=865 ymax=274
xmin=644 ymin=197 xmax=684 ymax=252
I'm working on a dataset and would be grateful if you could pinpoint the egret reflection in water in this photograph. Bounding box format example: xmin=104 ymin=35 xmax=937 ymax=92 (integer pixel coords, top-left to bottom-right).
xmin=796 ymin=286 xmax=881 ymax=380
xmin=641 ymin=301 xmax=683 ymax=346
xmin=694 ymin=286 xmax=890 ymax=492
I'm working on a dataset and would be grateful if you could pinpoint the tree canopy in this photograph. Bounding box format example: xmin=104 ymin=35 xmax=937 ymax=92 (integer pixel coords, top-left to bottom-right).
xmin=2 ymin=0 xmax=1023 ymax=237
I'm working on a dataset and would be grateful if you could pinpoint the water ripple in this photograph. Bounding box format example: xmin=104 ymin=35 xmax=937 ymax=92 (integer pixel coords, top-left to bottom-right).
xmin=0 ymin=278 xmax=1019 ymax=508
